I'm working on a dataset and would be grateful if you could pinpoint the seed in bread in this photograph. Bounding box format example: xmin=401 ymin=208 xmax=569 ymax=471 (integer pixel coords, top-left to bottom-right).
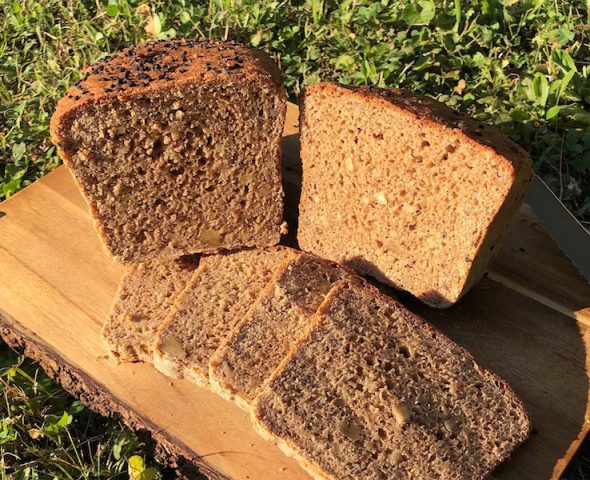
xmin=50 ymin=39 xmax=286 ymax=263
xmin=209 ymin=253 xmax=358 ymax=410
xmin=153 ymin=247 xmax=297 ymax=387
xmin=253 ymin=280 xmax=531 ymax=480
xmin=297 ymin=83 xmax=533 ymax=308
xmin=102 ymin=255 xmax=198 ymax=362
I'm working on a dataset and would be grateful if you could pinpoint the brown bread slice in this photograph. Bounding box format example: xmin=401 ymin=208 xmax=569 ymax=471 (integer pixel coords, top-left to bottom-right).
xmin=50 ymin=39 xmax=286 ymax=263
xmin=253 ymin=281 xmax=531 ymax=480
xmin=102 ymin=255 xmax=198 ymax=362
xmin=153 ymin=247 xmax=297 ymax=387
xmin=209 ymin=253 xmax=359 ymax=410
xmin=298 ymin=83 xmax=533 ymax=308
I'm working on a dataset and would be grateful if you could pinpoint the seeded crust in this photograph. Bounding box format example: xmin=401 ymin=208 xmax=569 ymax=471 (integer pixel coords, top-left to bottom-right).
xmin=152 ymin=246 xmax=298 ymax=387
xmin=209 ymin=253 xmax=360 ymax=410
xmin=102 ymin=255 xmax=199 ymax=363
xmin=253 ymin=281 xmax=532 ymax=480
xmin=298 ymin=83 xmax=534 ymax=308
xmin=50 ymin=39 xmax=286 ymax=263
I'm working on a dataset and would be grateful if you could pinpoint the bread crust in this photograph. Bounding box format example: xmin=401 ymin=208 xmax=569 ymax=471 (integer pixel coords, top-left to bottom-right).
xmin=50 ymin=39 xmax=286 ymax=263
xmin=252 ymin=280 xmax=532 ymax=480
xmin=298 ymin=83 xmax=534 ymax=307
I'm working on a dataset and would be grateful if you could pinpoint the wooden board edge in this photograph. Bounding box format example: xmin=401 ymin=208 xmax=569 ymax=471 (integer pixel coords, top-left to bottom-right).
xmin=554 ymin=423 xmax=590 ymax=480
xmin=0 ymin=309 xmax=227 ymax=480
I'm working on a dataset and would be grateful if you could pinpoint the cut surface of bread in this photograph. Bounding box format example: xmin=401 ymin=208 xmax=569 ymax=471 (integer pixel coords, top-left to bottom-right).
xmin=51 ymin=39 xmax=286 ymax=263
xmin=253 ymin=281 xmax=531 ymax=480
xmin=153 ymin=247 xmax=297 ymax=387
xmin=298 ymin=83 xmax=533 ymax=307
xmin=102 ymin=255 xmax=198 ymax=362
xmin=209 ymin=253 xmax=358 ymax=409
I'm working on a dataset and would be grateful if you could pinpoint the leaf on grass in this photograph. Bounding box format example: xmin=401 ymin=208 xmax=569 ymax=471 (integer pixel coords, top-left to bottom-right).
xmin=12 ymin=142 xmax=26 ymax=162
xmin=28 ymin=428 xmax=43 ymax=440
xmin=251 ymin=30 xmax=263 ymax=47
xmin=454 ymin=79 xmax=466 ymax=95
xmin=402 ymin=1 xmax=435 ymax=26
xmin=532 ymin=72 xmax=549 ymax=107
xmin=545 ymin=105 xmax=561 ymax=120
xmin=137 ymin=5 xmax=161 ymax=38
xmin=128 ymin=455 xmax=145 ymax=479
xmin=106 ymin=4 xmax=119 ymax=17
xmin=552 ymin=49 xmax=577 ymax=74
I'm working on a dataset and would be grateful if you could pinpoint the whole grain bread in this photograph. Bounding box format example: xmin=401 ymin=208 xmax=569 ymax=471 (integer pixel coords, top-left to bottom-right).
xmin=102 ymin=255 xmax=198 ymax=363
xmin=297 ymin=83 xmax=533 ymax=307
xmin=153 ymin=246 xmax=297 ymax=387
xmin=253 ymin=280 xmax=531 ymax=480
xmin=209 ymin=253 xmax=358 ymax=410
xmin=50 ymin=39 xmax=286 ymax=263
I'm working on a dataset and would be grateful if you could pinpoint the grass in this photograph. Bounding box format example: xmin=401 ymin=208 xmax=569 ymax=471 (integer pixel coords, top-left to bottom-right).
xmin=0 ymin=346 xmax=162 ymax=479
xmin=0 ymin=0 xmax=589 ymax=478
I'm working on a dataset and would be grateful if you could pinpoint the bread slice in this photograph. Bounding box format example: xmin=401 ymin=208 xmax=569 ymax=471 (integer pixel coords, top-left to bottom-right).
xmin=209 ymin=253 xmax=359 ymax=410
xmin=153 ymin=247 xmax=297 ymax=387
xmin=253 ymin=281 xmax=531 ymax=480
xmin=102 ymin=255 xmax=198 ymax=362
xmin=298 ymin=83 xmax=533 ymax=307
xmin=50 ymin=39 xmax=286 ymax=263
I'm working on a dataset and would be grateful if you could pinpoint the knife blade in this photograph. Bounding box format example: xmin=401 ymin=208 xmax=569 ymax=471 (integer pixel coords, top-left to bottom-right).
xmin=524 ymin=175 xmax=590 ymax=282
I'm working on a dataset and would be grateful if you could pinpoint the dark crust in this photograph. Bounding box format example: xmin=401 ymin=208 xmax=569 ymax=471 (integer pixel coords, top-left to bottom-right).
xmin=50 ymin=39 xmax=285 ymax=145
xmin=255 ymin=280 xmax=533 ymax=480
xmin=0 ymin=310 xmax=227 ymax=480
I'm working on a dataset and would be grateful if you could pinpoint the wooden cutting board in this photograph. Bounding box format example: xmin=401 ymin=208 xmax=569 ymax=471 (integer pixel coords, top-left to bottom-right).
xmin=0 ymin=103 xmax=589 ymax=480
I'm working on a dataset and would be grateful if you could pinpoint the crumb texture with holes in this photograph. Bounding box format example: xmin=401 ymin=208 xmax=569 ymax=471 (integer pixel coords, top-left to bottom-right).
xmin=102 ymin=255 xmax=199 ymax=363
xmin=152 ymin=246 xmax=297 ymax=386
xmin=209 ymin=253 xmax=359 ymax=409
xmin=50 ymin=39 xmax=286 ymax=263
xmin=253 ymin=281 xmax=531 ymax=480
xmin=297 ymin=83 xmax=533 ymax=307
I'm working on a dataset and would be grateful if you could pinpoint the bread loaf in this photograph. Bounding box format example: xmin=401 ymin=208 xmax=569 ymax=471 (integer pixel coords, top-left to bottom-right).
xmin=209 ymin=253 xmax=358 ymax=410
xmin=297 ymin=83 xmax=533 ymax=307
xmin=253 ymin=280 xmax=531 ymax=480
xmin=102 ymin=255 xmax=198 ymax=362
xmin=153 ymin=247 xmax=297 ymax=386
xmin=51 ymin=39 xmax=286 ymax=263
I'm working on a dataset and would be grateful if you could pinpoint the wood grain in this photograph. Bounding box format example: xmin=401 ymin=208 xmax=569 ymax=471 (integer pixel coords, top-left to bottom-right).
xmin=0 ymin=102 xmax=588 ymax=480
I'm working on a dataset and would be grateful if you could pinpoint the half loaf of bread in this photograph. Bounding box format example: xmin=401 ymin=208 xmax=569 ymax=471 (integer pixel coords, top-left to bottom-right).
xmin=51 ymin=39 xmax=286 ymax=263
xmin=298 ymin=83 xmax=533 ymax=307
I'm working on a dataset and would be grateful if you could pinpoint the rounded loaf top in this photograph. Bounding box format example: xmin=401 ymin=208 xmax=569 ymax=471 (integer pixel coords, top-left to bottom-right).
xmin=50 ymin=38 xmax=284 ymax=143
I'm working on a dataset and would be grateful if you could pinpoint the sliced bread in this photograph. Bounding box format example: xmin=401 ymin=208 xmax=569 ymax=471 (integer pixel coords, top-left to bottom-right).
xmin=153 ymin=246 xmax=297 ymax=387
xmin=102 ymin=255 xmax=198 ymax=362
xmin=209 ymin=253 xmax=358 ymax=410
xmin=50 ymin=39 xmax=286 ymax=263
xmin=298 ymin=83 xmax=533 ymax=307
xmin=253 ymin=280 xmax=531 ymax=480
